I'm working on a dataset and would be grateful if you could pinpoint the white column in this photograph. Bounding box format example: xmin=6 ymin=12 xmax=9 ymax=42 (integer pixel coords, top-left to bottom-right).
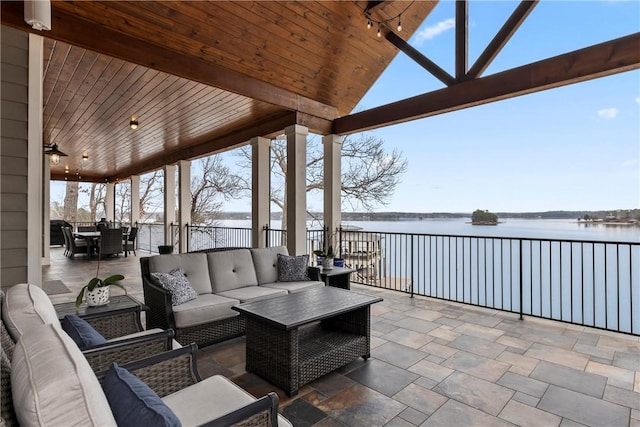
xmin=323 ymin=134 xmax=343 ymax=252
xmin=28 ymin=33 xmax=43 ymax=284
xmin=42 ymin=158 xmax=50 ymax=265
xmin=105 ymin=182 xmax=115 ymax=222
xmin=130 ymin=175 xmax=140 ymax=226
xmin=164 ymin=164 xmax=177 ymax=246
xmin=178 ymin=160 xmax=191 ymax=253
xmin=285 ymin=124 xmax=308 ymax=255
xmin=251 ymin=137 xmax=270 ymax=248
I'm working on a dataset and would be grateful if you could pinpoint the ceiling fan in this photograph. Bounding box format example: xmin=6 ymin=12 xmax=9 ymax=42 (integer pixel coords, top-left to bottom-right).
xmin=43 ymin=143 xmax=68 ymax=165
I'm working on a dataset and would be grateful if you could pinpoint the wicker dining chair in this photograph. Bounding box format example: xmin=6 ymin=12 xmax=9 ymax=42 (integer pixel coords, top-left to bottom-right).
xmin=123 ymin=227 xmax=138 ymax=256
xmin=98 ymin=228 xmax=123 ymax=257
xmin=63 ymin=227 xmax=89 ymax=258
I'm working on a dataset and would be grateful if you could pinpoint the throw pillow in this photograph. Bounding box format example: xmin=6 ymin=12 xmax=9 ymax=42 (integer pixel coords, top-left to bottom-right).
xmin=277 ymin=253 xmax=310 ymax=282
xmin=61 ymin=314 xmax=107 ymax=350
xmin=150 ymin=268 xmax=198 ymax=306
xmin=103 ymin=363 xmax=181 ymax=427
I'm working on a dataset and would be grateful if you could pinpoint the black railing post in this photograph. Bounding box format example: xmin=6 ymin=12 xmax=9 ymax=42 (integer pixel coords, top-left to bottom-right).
xmin=185 ymin=223 xmax=190 ymax=253
xmin=338 ymin=226 xmax=343 ymax=257
xmin=264 ymin=224 xmax=270 ymax=247
xmin=519 ymin=239 xmax=523 ymax=320
xmin=410 ymin=234 xmax=415 ymax=298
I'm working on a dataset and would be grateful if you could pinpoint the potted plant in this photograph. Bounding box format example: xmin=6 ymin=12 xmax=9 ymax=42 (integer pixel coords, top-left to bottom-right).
xmin=75 ymin=244 xmax=126 ymax=307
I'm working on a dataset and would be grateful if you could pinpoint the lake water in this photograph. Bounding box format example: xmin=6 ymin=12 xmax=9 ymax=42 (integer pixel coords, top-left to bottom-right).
xmin=222 ymin=217 xmax=640 ymax=243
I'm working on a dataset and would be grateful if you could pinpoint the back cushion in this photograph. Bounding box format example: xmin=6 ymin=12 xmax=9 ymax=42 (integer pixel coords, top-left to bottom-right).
xmin=2 ymin=283 xmax=59 ymax=341
xmin=11 ymin=324 xmax=117 ymax=426
xmin=148 ymin=253 xmax=213 ymax=294
xmin=207 ymin=249 xmax=258 ymax=293
xmin=250 ymin=246 xmax=288 ymax=284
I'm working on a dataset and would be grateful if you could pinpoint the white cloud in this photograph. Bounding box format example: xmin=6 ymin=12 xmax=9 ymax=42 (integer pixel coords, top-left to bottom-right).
xmin=597 ymin=108 xmax=619 ymax=119
xmin=635 ymin=97 xmax=640 ymax=104
xmin=414 ymin=18 xmax=455 ymax=44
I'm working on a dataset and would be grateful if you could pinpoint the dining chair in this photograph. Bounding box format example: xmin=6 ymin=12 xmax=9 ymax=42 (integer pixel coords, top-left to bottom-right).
xmin=98 ymin=228 xmax=124 ymax=257
xmin=63 ymin=227 xmax=89 ymax=258
xmin=123 ymin=227 xmax=138 ymax=256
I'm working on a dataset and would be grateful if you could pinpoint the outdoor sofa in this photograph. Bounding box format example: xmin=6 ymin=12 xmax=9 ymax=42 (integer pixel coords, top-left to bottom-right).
xmin=141 ymin=246 xmax=324 ymax=347
xmin=1 ymin=323 xmax=292 ymax=426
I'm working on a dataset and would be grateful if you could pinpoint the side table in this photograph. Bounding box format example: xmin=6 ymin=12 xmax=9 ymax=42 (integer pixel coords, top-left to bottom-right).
xmin=320 ymin=266 xmax=355 ymax=290
xmin=54 ymin=294 xmax=148 ymax=339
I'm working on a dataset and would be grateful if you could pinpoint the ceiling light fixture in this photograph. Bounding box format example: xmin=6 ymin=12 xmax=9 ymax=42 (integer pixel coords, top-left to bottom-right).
xmin=82 ymin=153 xmax=88 ymax=161
xmin=130 ymin=117 xmax=139 ymax=130
xmin=44 ymin=143 xmax=68 ymax=165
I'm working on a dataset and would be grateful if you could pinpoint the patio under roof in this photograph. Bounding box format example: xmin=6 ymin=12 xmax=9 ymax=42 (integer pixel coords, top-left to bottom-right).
xmin=1 ymin=0 xmax=638 ymax=184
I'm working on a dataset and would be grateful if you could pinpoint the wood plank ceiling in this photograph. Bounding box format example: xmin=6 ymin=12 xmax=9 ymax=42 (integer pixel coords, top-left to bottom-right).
xmin=2 ymin=0 xmax=437 ymax=182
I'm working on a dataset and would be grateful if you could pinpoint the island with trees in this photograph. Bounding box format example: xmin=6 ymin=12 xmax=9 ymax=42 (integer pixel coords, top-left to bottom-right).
xmin=471 ymin=209 xmax=498 ymax=225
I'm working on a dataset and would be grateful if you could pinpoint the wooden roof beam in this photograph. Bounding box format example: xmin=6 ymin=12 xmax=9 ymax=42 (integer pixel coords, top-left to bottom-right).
xmin=334 ymin=33 xmax=640 ymax=134
xmin=0 ymin=1 xmax=338 ymax=121
xmin=467 ymin=0 xmax=539 ymax=79
xmin=455 ymin=0 xmax=468 ymax=80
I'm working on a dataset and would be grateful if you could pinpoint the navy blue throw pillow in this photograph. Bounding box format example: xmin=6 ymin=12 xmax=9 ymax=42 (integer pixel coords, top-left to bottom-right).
xmin=103 ymin=363 xmax=181 ymax=427
xmin=61 ymin=314 xmax=107 ymax=350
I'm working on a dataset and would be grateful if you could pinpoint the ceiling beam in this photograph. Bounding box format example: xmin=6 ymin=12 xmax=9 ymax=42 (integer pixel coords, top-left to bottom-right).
xmin=467 ymin=0 xmax=539 ymax=79
xmin=0 ymin=1 xmax=338 ymax=121
xmin=455 ymin=0 xmax=468 ymax=80
xmin=333 ymin=33 xmax=640 ymax=134
xmin=385 ymin=31 xmax=455 ymax=86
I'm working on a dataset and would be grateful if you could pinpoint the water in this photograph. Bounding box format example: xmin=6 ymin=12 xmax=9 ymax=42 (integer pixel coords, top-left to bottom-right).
xmin=221 ymin=217 xmax=640 ymax=243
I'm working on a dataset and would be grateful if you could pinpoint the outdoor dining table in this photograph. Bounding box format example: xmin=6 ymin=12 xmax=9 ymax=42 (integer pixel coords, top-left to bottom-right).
xmin=74 ymin=231 xmax=130 ymax=257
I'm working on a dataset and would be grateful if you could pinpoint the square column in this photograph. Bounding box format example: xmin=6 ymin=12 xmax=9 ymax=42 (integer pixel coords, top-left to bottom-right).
xmin=130 ymin=175 xmax=140 ymax=226
xmin=251 ymin=137 xmax=271 ymax=248
xmin=105 ymin=182 xmax=115 ymax=222
xmin=28 ymin=34 xmax=43 ymax=283
xmin=178 ymin=160 xmax=191 ymax=253
xmin=323 ymin=134 xmax=343 ymax=252
xmin=285 ymin=124 xmax=308 ymax=255
xmin=164 ymin=164 xmax=177 ymax=246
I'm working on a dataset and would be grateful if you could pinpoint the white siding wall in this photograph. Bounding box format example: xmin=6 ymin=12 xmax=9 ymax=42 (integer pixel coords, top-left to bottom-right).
xmin=1 ymin=26 xmax=29 ymax=288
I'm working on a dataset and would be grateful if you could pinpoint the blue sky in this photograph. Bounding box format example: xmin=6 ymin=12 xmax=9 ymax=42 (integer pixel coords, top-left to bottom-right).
xmin=53 ymin=1 xmax=639 ymax=215
xmin=350 ymin=0 xmax=639 ymax=213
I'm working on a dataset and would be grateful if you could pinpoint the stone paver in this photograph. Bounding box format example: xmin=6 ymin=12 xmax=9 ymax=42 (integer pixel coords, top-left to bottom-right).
xmin=586 ymin=360 xmax=636 ymax=390
xmin=420 ymin=341 xmax=458 ymax=359
xmin=499 ymin=400 xmax=561 ymax=427
xmin=497 ymin=371 xmax=548 ymax=398
xmin=497 ymin=350 xmax=541 ymax=376
xmin=525 ymin=342 xmax=590 ymax=370
xmin=393 ymin=383 xmax=448 ymax=415
xmin=373 ymin=342 xmax=427 ymax=369
xmin=449 ymin=334 xmax=507 ymax=359
xmin=538 ymin=385 xmax=630 ymax=426
xmin=383 ymin=328 xmax=435 ymax=349
xmin=408 ymin=359 xmax=454 ymax=383
xmin=454 ymin=322 xmax=505 ymax=341
xmin=603 ymin=385 xmax=640 ymax=411
xmin=531 ymin=361 xmax=607 ymax=398
xmin=394 ymin=317 xmax=440 ymax=334
xmin=442 ymin=350 xmax=510 ymax=382
xmin=420 ymin=399 xmax=514 ymax=427
xmin=433 ymin=371 xmax=514 ymax=416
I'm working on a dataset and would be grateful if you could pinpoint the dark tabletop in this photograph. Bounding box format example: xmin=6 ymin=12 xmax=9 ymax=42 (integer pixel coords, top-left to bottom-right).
xmin=232 ymin=287 xmax=382 ymax=330
xmin=319 ymin=266 xmax=356 ymax=277
xmin=54 ymin=294 xmax=147 ymax=319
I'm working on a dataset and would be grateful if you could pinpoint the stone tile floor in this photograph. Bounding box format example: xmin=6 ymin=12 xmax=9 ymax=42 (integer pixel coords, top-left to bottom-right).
xmin=44 ymin=247 xmax=639 ymax=426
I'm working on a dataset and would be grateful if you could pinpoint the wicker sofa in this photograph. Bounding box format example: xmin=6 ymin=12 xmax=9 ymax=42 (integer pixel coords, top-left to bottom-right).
xmin=141 ymin=246 xmax=324 ymax=347
xmin=1 ymin=323 xmax=292 ymax=427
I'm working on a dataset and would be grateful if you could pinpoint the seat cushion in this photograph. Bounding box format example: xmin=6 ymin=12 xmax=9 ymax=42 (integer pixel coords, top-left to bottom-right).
xmin=162 ymin=375 xmax=292 ymax=427
xmin=61 ymin=314 xmax=107 ymax=350
xmin=148 ymin=253 xmax=213 ymax=294
xmin=2 ymin=283 xmax=60 ymax=341
xmin=151 ymin=268 xmax=198 ymax=306
xmin=11 ymin=324 xmax=117 ymax=426
xmin=250 ymin=246 xmax=288 ymax=284
xmin=261 ymin=280 xmax=325 ymax=294
xmin=217 ymin=286 xmax=287 ymax=303
xmin=171 ymin=294 xmax=240 ymax=328
xmin=277 ymin=254 xmax=310 ymax=282
xmin=103 ymin=363 xmax=181 ymax=427
xmin=207 ymin=249 xmax=258 ymax=293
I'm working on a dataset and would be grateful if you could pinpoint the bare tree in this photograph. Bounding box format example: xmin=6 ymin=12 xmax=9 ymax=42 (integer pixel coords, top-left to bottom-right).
xmin=191 ymin=155 xmax=242 ymax=225
xmin=237 ymin=133 xmax=407 ymax=228
xmin=62 ymin=181 xmax=79 ymax=223
xmin=79 ymin=183 xmax=106 ymax=222
xmin=139 ymin=170 xmax=163 ymax=221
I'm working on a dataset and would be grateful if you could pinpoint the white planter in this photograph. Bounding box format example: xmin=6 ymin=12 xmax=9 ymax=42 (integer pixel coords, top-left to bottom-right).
xmin=85 ymin=286 xmax=110 ymax=306
xmin=322 ymin=257 xmax=334 ymax=270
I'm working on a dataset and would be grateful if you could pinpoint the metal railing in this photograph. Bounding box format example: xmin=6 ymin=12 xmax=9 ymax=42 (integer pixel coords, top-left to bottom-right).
xmin=129 ymin=223 xmax=640 ymax=335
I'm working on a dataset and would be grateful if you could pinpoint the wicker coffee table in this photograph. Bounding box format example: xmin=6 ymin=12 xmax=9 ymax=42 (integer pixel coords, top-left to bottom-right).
xmin=232 ymin=287 xmax=382 ymax=396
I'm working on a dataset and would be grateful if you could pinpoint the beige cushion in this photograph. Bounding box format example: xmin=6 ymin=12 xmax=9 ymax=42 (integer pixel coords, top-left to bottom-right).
xmin=261 ymin=280 xmax=325 ymax=294
xmin=217 ymin=286 xmax=287 ymax=303
xmin=172 ymin=294 xmax=239 ymax=328
xmin=11 ymin=324 xmax=117 ymax=427
xmin=250 ymin=246 xmax=288 ymax=285
xmin=162 ymin=375 xmax=292 ymax=427
xmin=148 ymin=253 xmax=213 ymax=294
xmin=207 ymin=249 xmax=258 ymax=293
xmin=2 ymin=283 xmax=60 ymax=341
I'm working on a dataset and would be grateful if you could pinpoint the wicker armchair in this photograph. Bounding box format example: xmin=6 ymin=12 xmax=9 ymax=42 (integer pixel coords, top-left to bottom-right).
xmin=96 ymin=345 xmax=286 ymax=427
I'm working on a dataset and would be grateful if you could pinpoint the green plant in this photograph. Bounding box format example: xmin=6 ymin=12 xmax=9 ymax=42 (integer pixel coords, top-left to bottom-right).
xmin=313 ymin=245 xmax=335 ymax=258
xmin=75 ymin=275 xmax=126 ymax=307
